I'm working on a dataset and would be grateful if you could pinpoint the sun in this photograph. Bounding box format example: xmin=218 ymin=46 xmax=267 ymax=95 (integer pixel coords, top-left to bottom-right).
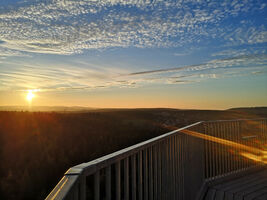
xmin=26 ymin=90 xmax=35 ymax=102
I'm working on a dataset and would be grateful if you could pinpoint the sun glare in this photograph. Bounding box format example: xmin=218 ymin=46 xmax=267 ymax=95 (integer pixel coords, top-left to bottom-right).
xmin=26 ymin=90 xmax=35 ymax=102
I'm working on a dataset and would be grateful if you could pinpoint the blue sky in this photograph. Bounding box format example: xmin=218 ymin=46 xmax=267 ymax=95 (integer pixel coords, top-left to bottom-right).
xmin=0 ymin=0 xmax=266 ymax=109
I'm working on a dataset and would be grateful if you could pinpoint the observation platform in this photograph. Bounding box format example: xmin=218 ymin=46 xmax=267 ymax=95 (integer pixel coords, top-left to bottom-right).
xmin=46 ymin=119 xmax=267 ymax=200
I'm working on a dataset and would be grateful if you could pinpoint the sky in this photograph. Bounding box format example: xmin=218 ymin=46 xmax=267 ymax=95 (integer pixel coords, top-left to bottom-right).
xmin=0 ymin=0 xmax=266 ymax=109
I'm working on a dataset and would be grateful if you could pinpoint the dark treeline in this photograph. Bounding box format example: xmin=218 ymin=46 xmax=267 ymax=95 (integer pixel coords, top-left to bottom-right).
xmin=0 ymin=108 xmax=266 ymax=199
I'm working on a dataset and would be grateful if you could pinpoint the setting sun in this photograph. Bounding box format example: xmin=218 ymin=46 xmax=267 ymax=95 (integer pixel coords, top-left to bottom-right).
xmin=26 ymin=90 xmax=35 ymax=102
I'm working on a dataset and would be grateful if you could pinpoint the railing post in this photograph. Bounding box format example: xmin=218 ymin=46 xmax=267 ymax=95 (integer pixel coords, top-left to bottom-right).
xmin=124 ymin=158 xmax=129 ymax=200
xmin=153 ymin=146 xmax=158 ymax=200
xmin=157 ymin=142 xmax=162 ymax=199
xmin=131 ymin=155 xmax=136 ymax=200
xmin=80 ymin=175 xmax=86 ymax=200
xmin=138 ymin=151 xmax=143 ymax=200
xmin=149 ymin=147 xmax=153 ymax=200
xmin=105 ymin=166 xmax=111 ymax=200
xmin=116 ymin=162 xmax=121 ymax=200
xmin=144 ymin=150 xmax=148 ymax=200
xmin=94 ymin=171 xmax=100 ymax=200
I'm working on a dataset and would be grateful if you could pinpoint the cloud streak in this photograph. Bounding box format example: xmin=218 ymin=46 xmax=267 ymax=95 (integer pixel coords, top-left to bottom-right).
xmin=123 ymin=54 xmax=267 ymax=76
xmin=0 ymin=54 xmax=266 ymax=92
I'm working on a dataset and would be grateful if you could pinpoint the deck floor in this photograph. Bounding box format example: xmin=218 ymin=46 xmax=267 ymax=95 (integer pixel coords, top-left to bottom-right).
xmin=203 ymin=167 xmax=267 ymax=200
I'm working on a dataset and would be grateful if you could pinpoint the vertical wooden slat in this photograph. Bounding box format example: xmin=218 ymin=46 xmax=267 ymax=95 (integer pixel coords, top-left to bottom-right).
xmin=94 ymin=171 xmax=100 ymax=200
xmin=208 ymin=123 xmax=214 ymax=178
xmin=149 ymin=147 xmax=153 ymax=200
xmin=204 ymin=123 xmax=210 ymax=178
xmin=215 ymin=123 xmax=221 ymax=176
xmin=138 ymin=151 xmax=143 ymax=200
xmin=171 ymin=136 xmax=175 ymax=200
xmin=238 ymin=121 xmax=242 ymax=169
xmin=73 ymin=184 xmax=79 ymax=200
xmin=131 ymin=155 xmax=136 ymax=200
xmin=213 ymin=123 xmax=217 ymax=177
xmin=233 ymin=122 xmax=237 ymax=170
xmin=144 ymin=150 xmax=148 ymax=200
xmin=226 ymin=123 xmax=231 ymax=173
xmin=153 ymin=145 xmax=158 ymax=200
xmin=80 ymin=176 xmax=86 ymax=200
xmin=158 ymin=143 xmax=162 ymax=200
xmin=105 ymin=166 xmax=111 ymax=200
xmin=181 ymin=135 xmax=185 ymax=199
xmin=162 ymin=141 xmax=167 ymax=200
xmin=233 ymin=122 xmax=238 ymax=170
xmin=124 ymin=158 xmax=129 ymax=200
xmin=170 ymin=137 xmax=175 ymax=200
xmin=229 ymin=122 xmax=233 ymax=172
xmin=174 ymin=136 xmax=178 ymax=200
xmin=221 ymin=123 xmax=226 ymax=175
xmin=116 ymin=162 xmax=121 ymax=200
xmin=166 ymin=139 xmax=170 ymax=199
xmin=177 ymin=135 xmax=181 ymax=199
xmin=223 ymin=122 xmax=227 ymax=172
xmin=235 ymin=122 xmax=240 ymax=170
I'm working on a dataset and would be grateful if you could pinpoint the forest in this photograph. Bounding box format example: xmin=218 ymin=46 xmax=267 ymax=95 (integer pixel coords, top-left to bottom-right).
xmin=0 ymin=107 xmax=266 ymax=199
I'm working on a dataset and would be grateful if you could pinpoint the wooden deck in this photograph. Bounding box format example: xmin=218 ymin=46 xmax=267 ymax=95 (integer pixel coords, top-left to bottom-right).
xmin=202 ymin=167 xmax=267 ymax=200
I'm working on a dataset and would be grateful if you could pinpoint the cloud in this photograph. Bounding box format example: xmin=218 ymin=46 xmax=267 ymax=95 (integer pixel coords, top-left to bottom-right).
xmin=223 ymin=26 xmax=267 ymax=46
xmin=123 ymin=54 xmax=267 ymax=76
xmin=0 ymin=53 xmax=266 ymax=92
xmin=0 ymin=46 xmax=31 ymax=59
xmin=211 ymin=47 xmax=266 ymax=59
xmin=173 ymin=51 xmax=192 ymax=57
xmin=0 ymin=0 xmax=265 ymax=56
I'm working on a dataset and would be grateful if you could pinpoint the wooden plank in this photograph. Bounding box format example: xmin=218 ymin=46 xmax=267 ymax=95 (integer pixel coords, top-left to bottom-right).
xmin=245 ymin=187 xmax=267 ymax=200
xmin=232 ymin=181 xmax=267 ymax=200
xmin=205 ymin=188 xmax=216 ymax=200
xmin=255 ymin=193 xmax=267 ymax=200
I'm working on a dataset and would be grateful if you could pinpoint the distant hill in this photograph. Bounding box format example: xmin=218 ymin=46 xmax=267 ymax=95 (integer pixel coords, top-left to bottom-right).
xmin=0 ymin=106 xmax=267 ymax=113
xmin=0 ymin=106 xmax=96 ymax=112
xmin=227 ymin=107 xmax=267 ymax=116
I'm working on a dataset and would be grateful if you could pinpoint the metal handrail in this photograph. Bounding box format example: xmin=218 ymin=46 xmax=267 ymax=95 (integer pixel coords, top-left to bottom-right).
xmin=46 ymin=119 xmax=267 ymax=200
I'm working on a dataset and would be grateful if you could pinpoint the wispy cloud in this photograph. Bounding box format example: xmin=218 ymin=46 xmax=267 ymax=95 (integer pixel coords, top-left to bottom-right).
xmin=211 ymin=47 xmax=266 ymax=59
xmin=0 ymin=54 xmax=266 ymax=92
xmin=0 ymin=46 xmax=30 ymax=59
xmin=123 ymin=54 xmax=267 ymax=76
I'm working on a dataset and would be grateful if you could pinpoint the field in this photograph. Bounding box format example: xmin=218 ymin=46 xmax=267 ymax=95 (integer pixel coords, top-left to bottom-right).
xmin=0 ymin=107 xmax=266 ymax=200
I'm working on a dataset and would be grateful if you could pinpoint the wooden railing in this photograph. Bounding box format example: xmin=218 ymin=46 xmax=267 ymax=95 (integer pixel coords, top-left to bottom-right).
xmin=46 ymin=119 xmax=267 ymax=200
